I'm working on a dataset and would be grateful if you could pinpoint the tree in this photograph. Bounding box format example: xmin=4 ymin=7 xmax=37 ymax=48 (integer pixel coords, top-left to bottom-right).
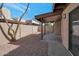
xmin=0 ymin=3 xmax=30 ymax=42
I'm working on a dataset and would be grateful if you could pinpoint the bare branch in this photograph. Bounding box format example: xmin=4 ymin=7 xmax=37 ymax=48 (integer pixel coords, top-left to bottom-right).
xmin=14 ymin=3 xmax=30 ymax=38
xmin=0 ymin=3 xmax=14 ymax=41
xmin=0 ymin=3 xmax=30 ymax=41
xmin=0 ymin=25 xmax=11 ymax=41
xmin=0 ymin=3 xmax=13 ymax=28
xmin=0 ymin=3 xmax=3 ymax=9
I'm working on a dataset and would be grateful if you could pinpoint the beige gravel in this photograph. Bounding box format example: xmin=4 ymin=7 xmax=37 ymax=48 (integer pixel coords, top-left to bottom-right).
xmin=0 ymin=32 xmax=48 ymax=56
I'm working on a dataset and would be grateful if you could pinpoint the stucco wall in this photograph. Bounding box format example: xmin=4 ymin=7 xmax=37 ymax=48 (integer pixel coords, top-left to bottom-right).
xmin=0 ymin=22 xmax=39 ymax=45
xmin=54 ymin=21 xmax=61 ymax=35
xmin=20 ymin=25 xmax=38 ymax=38
xmin=45 ymin=24 xmax=54 ymax=34
xmin=61 ymin=4 xmax=79 ymax=49
xmin=0 ymin=23 xmax=10 ymax=45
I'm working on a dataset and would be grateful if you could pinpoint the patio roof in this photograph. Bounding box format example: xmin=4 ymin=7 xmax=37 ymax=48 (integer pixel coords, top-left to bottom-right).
xmin=35 ymin=3 xmax=69 ymax=23
xmin=35 ymin=9 xmax=63 ymax=23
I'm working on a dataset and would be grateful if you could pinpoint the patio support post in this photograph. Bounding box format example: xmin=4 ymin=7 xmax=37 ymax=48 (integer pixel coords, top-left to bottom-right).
xmin=41 ymin=18 xmax=43 ymax=40
xmin=44 ymin=23 xmax=46 ymax=35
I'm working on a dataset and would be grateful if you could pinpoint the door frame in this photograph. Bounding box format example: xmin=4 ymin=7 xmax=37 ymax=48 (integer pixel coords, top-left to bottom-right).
xmin=69 ymin=6 xmax=79 ymax=52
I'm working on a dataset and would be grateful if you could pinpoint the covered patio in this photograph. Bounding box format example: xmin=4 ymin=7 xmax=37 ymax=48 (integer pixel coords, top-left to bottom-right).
xmin=35 ymin=3 xmax=72 ymax=56
xmin=35 ymin=3 xmax=67 ymax=40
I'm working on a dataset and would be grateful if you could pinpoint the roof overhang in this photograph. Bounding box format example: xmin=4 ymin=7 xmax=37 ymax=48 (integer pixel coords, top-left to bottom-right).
xmin=35 ymin=9 xmax=63 ymax=23
xmin=44 ymin=15 xmax=61 ymax=23
xmin=35 ymin=3 xmax=69 ymax=23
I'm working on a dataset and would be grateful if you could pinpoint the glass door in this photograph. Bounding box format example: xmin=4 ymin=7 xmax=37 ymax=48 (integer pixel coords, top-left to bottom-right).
xmin=69 ymin=7 xmax=79 ymax=56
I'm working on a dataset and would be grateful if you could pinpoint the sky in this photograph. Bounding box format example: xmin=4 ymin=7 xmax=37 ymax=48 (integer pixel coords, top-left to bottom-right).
xmin=3 ymin=3 xmax=54 ymax=20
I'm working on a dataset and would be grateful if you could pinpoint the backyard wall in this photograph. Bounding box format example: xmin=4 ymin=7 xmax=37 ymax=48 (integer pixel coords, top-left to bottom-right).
xmin=0 ymin=22 xmax=39 ymax=45
xmin=61 ymin=3 xmax=79 ymax=49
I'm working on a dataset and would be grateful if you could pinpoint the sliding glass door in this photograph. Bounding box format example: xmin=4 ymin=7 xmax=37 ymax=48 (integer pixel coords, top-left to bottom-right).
xmin=69 ymin=7 xmax=79 ymax=55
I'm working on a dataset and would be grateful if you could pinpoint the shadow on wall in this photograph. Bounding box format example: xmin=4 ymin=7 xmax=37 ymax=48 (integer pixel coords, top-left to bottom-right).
xmin=4 ymin=33 xmax=48 ymax=56
xmin=0 ymin=24 xmax=11 ymax=41
xmin=0 ymin=22 xmax=39 ymax=45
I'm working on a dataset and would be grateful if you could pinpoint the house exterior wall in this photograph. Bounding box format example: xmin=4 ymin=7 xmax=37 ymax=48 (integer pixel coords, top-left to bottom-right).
xmin=0 ymin=22 xmax=39 ymax=45
xmin=54 ymin=21 xmax=61 ymax=35
xmin=44 ymin=23 xmax=54 ymax=34
xmin=61 ymin=4 xmax=79 ymax=49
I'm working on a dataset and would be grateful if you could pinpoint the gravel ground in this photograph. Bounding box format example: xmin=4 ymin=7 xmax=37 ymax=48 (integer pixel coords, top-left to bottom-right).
xmin=0 ymin=33 xmax=48 ymax=56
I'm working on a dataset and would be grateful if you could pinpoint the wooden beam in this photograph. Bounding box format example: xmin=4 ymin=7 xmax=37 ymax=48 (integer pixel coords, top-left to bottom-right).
xmin=35 ymin=9 xmax=63 ymax=23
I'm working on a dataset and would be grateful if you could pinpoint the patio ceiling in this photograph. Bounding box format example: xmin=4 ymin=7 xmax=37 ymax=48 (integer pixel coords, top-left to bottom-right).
xmin=35 ymin=3 xmax=69 ymax=23
xmin=35 ymin=9 xmax=63 ymax=23
xmin=44 ymin=15 xmax=61 ymax=23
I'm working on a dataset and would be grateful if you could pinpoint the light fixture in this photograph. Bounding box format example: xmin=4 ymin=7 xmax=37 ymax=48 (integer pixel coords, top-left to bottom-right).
xmin=62 ymin=14 xmax=66 ymax=19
